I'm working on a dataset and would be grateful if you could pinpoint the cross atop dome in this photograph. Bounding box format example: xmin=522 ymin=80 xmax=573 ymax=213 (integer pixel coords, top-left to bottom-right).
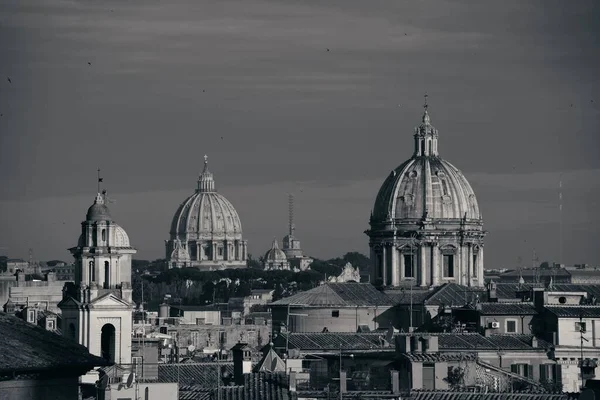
xmin=422 ymin=93 xmax=431 ymax=125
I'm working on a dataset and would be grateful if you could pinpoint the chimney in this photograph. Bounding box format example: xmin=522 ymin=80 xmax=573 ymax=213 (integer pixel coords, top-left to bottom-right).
xmin=531 ymin=337 xmax=538 ymax=348
xmin=391 ymin=370 xmax=400 ymax=394
xmin=288 ymin=371 xmax=297 ymax=392
xmin=532 ymin=287 xmax=547 ymax=310
xmin=486 ymin=280 xmax=497 ymax=303
xmin=16 ymin=271 xmax=25 ymax=283
xmin=339 ymin=371 xmax=347 ymax=394
xmin=232 ymin=343 xmax=252 ymax=386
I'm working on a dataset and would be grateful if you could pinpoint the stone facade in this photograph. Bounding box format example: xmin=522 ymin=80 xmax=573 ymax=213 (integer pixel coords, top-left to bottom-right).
xmin=165 ymin=156 xmax=248 ymax=270
xmin=366 ymin=99 xmax=485 ymax=288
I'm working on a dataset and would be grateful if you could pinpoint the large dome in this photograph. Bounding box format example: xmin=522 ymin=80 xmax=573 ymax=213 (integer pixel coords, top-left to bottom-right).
xmin=373 ymin=157 xmax=480 ymax=222
xmin=366 ymin=98 xmax=486 ymax=289
xmin=165 ymin=155 xmax=247 ymax=270
xmin=170 ymin=190 xmax=243 ymax=238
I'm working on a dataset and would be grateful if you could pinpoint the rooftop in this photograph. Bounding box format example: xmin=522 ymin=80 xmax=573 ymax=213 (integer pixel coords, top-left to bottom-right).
xmin=169 ymin=305 xmax=221 ymax=312
xmin=273 ymin=332 xmax=394 ymax=352
xmin=215 ymin=372 xmax=293 ymax=400
xmin=0 ymin=311 xmax=109 ymax=375
xmin=158 ymin=362 xmax=234 ymax=386
xmin=457 ymin=302 xmax=538 ymax=315
xmin=409 ymin=390 xmax=571 ymax=400
xmin=270 ymin=282 xmax=395 ymax=307
xmin=546 ymin=305 xmax=600 ymax=318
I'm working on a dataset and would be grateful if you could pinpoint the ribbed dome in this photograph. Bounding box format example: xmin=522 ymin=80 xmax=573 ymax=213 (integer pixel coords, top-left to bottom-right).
xmin=86 ymin=194 xmax=111 ymax=221
xmin=373 ymin=157 xmax=480 ymax=221
xmin=170 ymin=192 xmax=243 ymax=238
xmin=371 ymin=102 xmax=481 ymax=223
xmin=265 ymin=240 xmax=287 ymax=262
xmin=169 ymin=156 xmax=243 ymax=240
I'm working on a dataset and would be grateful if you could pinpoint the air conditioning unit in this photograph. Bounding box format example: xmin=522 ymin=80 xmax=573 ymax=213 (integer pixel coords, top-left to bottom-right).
xmin=489 ymin=321 xmax=500 ymax=329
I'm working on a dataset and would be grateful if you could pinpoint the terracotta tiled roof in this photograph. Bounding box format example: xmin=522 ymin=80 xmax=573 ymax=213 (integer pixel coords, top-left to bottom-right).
xmin=157 ymin=362 xmax=234 ymax=386
xmin=402 ymin=352 xmax=477 ymax=362
xmin=270 ymin=283 xmax=395 ymax=307
xmin=215 ymin=372 xmax=294 ymax=400
xmin=546 ymin=305 xmax=600 ymax=318
xmin=273 ymin=332 xmax=393 ymax=352
xmin=494 ymin=283 xmax=600 ymax=300
xmin=409 ymin=390 xmax=570 ymax=400
xmin=437 ymin=333 xmax=539 ymax=351
xmin=423 ymin=283 xmax=486 ymax=307
xmin=0 ymin=311 xmax=109 ymax=375
xmin=179 ymin=385 xmax=212 ymax=400
xmin=477 ymin=302 xmax=537 ymax=315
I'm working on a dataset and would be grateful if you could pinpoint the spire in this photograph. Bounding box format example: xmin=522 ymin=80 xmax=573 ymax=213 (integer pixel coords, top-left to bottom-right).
xmin=288 ymin=193 xmax=295 ymax=237
xmin=272 ymin=238 xmax=279 ymax=249
xmin=422 ymin=93 xmax=431 ymax=125
xmin=197 ymin=154 xmax=216 ymax=192
xmin=413 ymin=94 xmax=439 ymax=157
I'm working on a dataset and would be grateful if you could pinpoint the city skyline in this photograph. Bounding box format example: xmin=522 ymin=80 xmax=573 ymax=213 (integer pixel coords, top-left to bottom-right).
xmin=1 ymin=0 xmax=599 ymax=268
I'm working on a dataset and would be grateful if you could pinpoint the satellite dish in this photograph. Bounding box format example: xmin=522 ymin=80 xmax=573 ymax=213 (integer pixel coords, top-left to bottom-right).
xmin=97 ymin=374 xmax=109 ymax=390
xmin=126 ymin=373 xmax=134 ymax=388
xmin=188 ymin=345 xmax=196 ymax=352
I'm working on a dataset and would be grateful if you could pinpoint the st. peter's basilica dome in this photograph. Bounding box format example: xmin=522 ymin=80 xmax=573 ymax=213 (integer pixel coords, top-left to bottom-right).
xmin=165 ymin=156 xmax=248 ymax=270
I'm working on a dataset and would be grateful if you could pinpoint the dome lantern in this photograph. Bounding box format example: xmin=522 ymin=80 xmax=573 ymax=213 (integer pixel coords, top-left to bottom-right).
xmin=197 ymin=155 xmax=215 ymax=193
xmin=413 ymin=94 xmax=440 ymax=157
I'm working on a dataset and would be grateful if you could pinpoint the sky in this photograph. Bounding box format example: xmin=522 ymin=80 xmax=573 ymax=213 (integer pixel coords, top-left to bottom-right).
xmin=0 ymin=0 xmax=599 ymax=269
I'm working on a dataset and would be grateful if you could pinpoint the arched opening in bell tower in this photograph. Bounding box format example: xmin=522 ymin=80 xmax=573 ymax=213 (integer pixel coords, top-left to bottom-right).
xmin=101 ymin=323 xmax=116 ymax=362
xmin=104 ymin=261 xmax=110 ymax=288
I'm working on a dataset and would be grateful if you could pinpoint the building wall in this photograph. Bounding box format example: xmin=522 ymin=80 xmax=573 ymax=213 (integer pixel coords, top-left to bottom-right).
xmin=165 ymin=324 xmax=271 ymax=354
xmin=171 ymin=309 xmax=221 ymax=325
xmin=106 ymin=382 xmax=178 ymax=400
xmin=61 ymin=307 xmax=133 ymax=364
xmin=0 ymin=377 xmax=79 ymax=400
xmin=557 ymin=318 xmax=599 ymax=347
xmin=272 ymin=306 xmax=392 ymax=333
xmin=479 ymin=315 xmax=534 ymax=335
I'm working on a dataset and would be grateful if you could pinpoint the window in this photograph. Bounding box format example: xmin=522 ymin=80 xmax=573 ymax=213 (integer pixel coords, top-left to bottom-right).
xmin=443 ymin=255 xmax=454 ymax=277
xmin=506 ymin=319 xmax=517 ymax=333
xmin=101 ymin=229 xmax=106 ymax=242
xmin=511 ymin=364 xmax=533 ymax=378
xmin=558 ymin=296 xmax=567 ymax=304
xmin=576 ymin=322 xmax=587 ymax=333
xmin=28 ymin=310 xmax=35 ymax=323
xmin=47 ymin=320 xmax=55 ymax=330
xmin=473 ymin=254 xmax=478 ymax=277
xmin=218 ymin=247 xmax=223 ymax=256
xmin=404 ymin=254 xmax=414 ymax=278
xmin=332 ymin=310 xmax=340 ymax=318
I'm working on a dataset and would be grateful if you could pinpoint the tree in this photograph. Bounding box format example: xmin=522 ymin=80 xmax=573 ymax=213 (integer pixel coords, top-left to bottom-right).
xmin=444 ymin=366 xmax=465 ymax=388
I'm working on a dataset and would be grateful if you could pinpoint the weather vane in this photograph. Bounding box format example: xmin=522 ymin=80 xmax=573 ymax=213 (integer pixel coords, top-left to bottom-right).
xmin=424 ymin=93 xmax=429 ymax=110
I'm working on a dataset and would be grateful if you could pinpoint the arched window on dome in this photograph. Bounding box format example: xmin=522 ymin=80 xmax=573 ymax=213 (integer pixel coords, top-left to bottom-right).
xmin=428 ymin=140 xmax=432 ymax=155
xmin=420 ymin=140 xmax=424 ymax=156
xmin=101 ymin=229 xmax=106 ymax=242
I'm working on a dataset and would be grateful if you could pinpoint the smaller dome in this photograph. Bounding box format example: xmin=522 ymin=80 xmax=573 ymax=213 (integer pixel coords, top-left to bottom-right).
xmin=170 ymin=240 xmax=190 ymax=261
xmin=112 ymin=224 xmax=130 ymax=247
xmin=86 ymin=193 xmax=112 ymax=222
xmin=264 ymin=240 xmax=287 ymax=262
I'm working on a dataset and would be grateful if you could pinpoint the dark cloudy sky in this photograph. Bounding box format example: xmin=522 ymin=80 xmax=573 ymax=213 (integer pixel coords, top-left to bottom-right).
xmin=0 ymin=0 xmax=599 ymax=269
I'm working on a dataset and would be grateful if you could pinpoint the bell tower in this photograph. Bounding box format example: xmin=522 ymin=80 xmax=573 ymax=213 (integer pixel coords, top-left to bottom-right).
xmin=59 ymin=185 xmax=136 ymax=366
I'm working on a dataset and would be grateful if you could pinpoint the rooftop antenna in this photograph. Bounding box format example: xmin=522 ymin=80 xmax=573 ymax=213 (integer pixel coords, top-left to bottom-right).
xmin=288 ymin=193 xmax=295 ymax=237
xmin=558 ymin=175 xmax=563 ymax=266
xmin=532 ymin=249 xmax=540 ymax=286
